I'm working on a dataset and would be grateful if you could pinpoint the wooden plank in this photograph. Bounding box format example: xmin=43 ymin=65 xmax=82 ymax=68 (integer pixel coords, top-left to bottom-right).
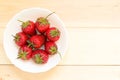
xmin=60 ymin=28 xmax=120 ymax=65
xmin=1 ymin=0 xmax=120 ymax=27
xmin=2 ymin=28 xmax=120 ymax=65
xmin=0 ymin=65 xmax=120 ymax=80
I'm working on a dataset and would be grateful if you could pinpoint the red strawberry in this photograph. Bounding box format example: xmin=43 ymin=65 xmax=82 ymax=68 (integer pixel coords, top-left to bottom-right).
xmin=18 ymin=45 xmax=32 ymax=60
xmin=13 ymin=32 xmax=28 ymax=46
xmin=32 ymin=49 xmax=49 ymax=64
xmin=28 ymin=35 xmax=45 ymax=48
xmin=18 ymin=20 xmax=36 ymax=35
xmin=45 ymin=41 xmax=58 ymax=55
xmin=46 ymin=27 xmax=60 ymax=42
xmin=35 ymin=12 xmax=55 ymax=33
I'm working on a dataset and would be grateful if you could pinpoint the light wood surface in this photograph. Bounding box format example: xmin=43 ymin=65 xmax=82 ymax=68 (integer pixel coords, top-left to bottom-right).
xmin=0 ymin=65 xmax=120 ymax=80
xmin=1 ymin=0 xmax=120 ymax=79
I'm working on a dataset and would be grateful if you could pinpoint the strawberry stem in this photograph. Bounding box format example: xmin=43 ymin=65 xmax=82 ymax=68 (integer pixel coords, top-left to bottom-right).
xmin=57 ymin=51 xmax=62 ymax=59
xmin=18 ymin=20 xmax=24 ymax=23
xmin=45 ymin=12 xmax=55 ymax=19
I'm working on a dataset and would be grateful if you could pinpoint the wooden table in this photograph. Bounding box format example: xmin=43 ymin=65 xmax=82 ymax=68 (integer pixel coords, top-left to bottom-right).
xmin=1 ymin=0 xmax=120 ymax=79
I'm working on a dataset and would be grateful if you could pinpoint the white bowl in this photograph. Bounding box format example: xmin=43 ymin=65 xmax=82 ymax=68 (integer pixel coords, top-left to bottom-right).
xmin=3 ymin=8 xmax=68 ymax=73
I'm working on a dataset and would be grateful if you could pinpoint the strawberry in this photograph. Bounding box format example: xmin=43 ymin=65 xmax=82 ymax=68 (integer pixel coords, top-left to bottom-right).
xmin=32 ymin=49 xmax=49 ymax=64
xmin=13 ymin=32 xmax=28 ymax=46
xmin=46 ymin=27 xmax=60 ymax=42
xmin=28 ymin=35 xmax=45 ymax=48
xmin=18 ymin=20 xmax=36 ymax=35
xmin=45 ymin=41 xmax=58 ymax=55
xmin=35 ymin=12 xmax=55 ymax=33
xmin=18 ymin=45 xmax=32 ymax=60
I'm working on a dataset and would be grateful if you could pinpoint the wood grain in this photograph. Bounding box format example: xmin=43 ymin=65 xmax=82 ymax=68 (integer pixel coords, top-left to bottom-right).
xmin=1 ymin=0 xmax=120 ymax=27
xmin=0 ymin=65 xmax=120 ymax=80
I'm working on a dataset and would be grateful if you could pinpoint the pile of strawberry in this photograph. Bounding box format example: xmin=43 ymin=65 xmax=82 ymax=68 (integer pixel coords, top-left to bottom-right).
xmin=13 ymin=12 xmax=60 ymax=64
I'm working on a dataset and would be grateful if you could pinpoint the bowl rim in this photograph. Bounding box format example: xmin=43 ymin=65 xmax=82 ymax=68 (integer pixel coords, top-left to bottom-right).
xmin=3 ymin=7 xmax=68 ymax=73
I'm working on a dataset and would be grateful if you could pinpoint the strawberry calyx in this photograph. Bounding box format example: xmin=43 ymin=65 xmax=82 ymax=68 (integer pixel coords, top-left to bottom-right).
xmin=12 ymin=34 xmax=20 ymax=42
xmin=49 ymin=46 xmax=62 ymax=59
xmin=37 ymin=18 xmax=49 ymax=25
xmin=17 ymin=50 xmax=27 ymax=60
xmin=50 ymin=29 xmax=60 ymax=37
xmin=37 ymin=12 xmax=55 ymax=25
xmin=27 ymin=40 xmax=34 ymax=48
xmin=33 ymin=54 xmax=43 ymax=64
xmin=49 ymin=46 xmax=57 ymax=55
xmin=18 ymin=20 xmax=30 ymax=28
